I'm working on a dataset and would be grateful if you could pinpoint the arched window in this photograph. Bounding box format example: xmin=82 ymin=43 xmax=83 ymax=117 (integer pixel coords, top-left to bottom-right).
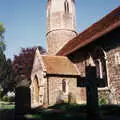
xmin=92 ymin=47 xmax=108 ymax=87
xmin=62 ymin=79 xmax=66 ymax=93
xmin=94 ymin=59 xmax=102 ymax=78
xmin=64 ymin=0 xmax=69 ymax=13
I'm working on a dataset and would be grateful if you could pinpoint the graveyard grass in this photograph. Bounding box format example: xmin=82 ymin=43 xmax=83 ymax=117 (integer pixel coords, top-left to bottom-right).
xmin=0 ymin=102 xmax=120 ymax=120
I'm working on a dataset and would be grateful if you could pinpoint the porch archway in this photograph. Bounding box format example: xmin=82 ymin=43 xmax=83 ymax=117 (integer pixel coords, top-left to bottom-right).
xmin=33 ymin=75 xmax=39 ymax=104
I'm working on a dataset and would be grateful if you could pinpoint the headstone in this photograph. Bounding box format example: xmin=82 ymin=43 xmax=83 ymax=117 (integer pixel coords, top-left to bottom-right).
xmin=15 ymin=86 xmax=31 ymax=115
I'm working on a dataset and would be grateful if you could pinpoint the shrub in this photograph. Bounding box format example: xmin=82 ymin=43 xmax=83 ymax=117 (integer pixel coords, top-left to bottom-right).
xmin=99 ymin=97 xmax=107 ymax=105
xmin=98 ymin=90 xmax=109 ymax=105
xmin=1 ymin=96 xmax=15 ymax=102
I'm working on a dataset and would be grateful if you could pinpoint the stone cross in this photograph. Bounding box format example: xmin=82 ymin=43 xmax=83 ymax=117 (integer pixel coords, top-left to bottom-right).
xmin=77 ymin=66 xmax=101 ymax=120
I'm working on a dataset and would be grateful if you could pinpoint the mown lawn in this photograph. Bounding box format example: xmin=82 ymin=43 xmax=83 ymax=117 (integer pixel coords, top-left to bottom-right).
xmin=0 ymin=101 xmax=15 ymax=110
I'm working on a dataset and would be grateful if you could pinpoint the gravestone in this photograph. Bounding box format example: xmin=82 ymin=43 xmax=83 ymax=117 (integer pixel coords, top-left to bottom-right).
xmin=15 ymin=86 xmax=31 ymax=115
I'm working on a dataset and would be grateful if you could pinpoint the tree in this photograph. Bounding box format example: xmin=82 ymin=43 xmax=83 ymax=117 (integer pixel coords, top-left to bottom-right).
xmin=0 ymin=48 xmax=6 ymax=84
xmin=0 ymin=22 xmax=14 ymax=96
xmin=0 ymin=22 xmax=6 ymax=51
xmin=0 ymin=48 xmax=14 ymax=96
xmin=12 ymin=46 xmax=46 ymax=87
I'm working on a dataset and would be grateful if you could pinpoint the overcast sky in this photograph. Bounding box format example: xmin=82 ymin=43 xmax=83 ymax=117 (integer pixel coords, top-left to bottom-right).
xmin=0 ymin=0 xmax=119 ymax=60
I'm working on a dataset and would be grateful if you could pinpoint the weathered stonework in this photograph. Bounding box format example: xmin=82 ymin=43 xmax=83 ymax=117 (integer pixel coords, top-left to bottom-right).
xmin=47 ymin=76 xmax=86 ymax=106
xmin=30 ymin=49 xmax=86 ymax=107
xmin=47 ymin=30 xmax=76 ymax=55
xmin=68 ymin=28 xmax=120 ymax=104
xmin=106 ymin=46 xmax=120 ymax=104
xmin=31 ymin=1 xmax=120 ymax=108
xmin=47 ymin=0 xmax=77 ymax=55
xmin=30 ymin=50 xmax=48 ymax=107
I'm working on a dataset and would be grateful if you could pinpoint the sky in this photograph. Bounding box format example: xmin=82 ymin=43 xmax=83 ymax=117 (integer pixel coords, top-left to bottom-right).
xmin=0 ymin=0 xmax=119 ymax=60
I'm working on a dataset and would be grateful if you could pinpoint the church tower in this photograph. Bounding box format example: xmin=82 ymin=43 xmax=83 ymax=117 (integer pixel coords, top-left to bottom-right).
xmin=47 ymin=0 xmax=77 ymax=55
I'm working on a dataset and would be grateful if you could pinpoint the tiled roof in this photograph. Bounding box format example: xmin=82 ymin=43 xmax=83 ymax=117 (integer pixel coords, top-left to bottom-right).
xmin=41 ymin=55 xmax=80 ymax=76
xmin=57 ymin=6 xmax=120 ymax=56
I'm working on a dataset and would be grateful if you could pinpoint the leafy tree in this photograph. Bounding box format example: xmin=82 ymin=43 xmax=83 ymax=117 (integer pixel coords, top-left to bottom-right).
xmin=0 ymin=22 xmax=6 ymax=51
xmin=1 ymin=59 xmax=15 ymax=95
xmin=0 ymin=48 xmax=14 ymax=96
xmin=0 ymin=22 xmax=14 ymax=96
xmin=0 ymin=22 xmax=5 ymax=35
xmin=0 ymin=48 xmax=6 ymax=85
xmin=12 ymin=46 xmax=46 ymax=87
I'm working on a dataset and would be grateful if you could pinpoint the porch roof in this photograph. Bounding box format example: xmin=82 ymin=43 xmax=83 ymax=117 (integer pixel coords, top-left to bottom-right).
xmin=41 ymin=55 xmax=80 ymax=76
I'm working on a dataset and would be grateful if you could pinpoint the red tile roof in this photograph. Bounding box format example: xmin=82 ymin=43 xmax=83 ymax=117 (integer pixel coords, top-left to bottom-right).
xmin=57 ymin=6 xmax=120 ymax=56
xmin=41 ymin=55 xmax=80 ymax=75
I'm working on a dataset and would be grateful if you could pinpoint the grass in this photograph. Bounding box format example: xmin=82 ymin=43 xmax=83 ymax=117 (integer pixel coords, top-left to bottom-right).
xmin=0 ymin=101 xmax=120 ymax=120
xmin=0 ymin=101 xmax=15 ymax=110
xmin=0 ymin=101 xmax=15 ymax=120
xmin=30 ymin=103 xmax=120 ymax=120
xmin=100 ymin=104 xmax=120 ymax=115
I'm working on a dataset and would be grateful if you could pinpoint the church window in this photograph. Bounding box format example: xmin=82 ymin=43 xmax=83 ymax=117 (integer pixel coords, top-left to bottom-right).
xmin=115 ymin=52 xmax=120 ymax=65
xmin=92 ymin=48 xmax=108 ymax=87
xmin=64 ymin=0 xmax=69 ymax=13
xmin=95 ymin=59 xmax=103 ymax=79
xmin=62 ymin=79 xmax=67 ymax=93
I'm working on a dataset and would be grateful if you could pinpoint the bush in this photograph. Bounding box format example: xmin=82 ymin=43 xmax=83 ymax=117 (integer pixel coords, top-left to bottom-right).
xmin=99 ymin=97 xmax=107 ymax=105
xmin=1 ymin=95 xmax=15 ymax=102
xmin=98 ymin=89 xmax=109 ymax=105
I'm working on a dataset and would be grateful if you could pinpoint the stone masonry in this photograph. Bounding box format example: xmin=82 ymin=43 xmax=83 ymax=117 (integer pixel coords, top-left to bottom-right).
xmin=47 ymin=0 xmax=77 ymax=55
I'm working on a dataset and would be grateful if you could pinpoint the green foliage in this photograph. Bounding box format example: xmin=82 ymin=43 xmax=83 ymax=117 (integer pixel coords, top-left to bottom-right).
xmin=0 ymin=48 xmax=7 ymax=83
xmin=0 ymin=22 xmax=6 ymax=51
xmin=99 ymin=97 xmax=107 ymax=105
xmin=1 ymin=96 xmax=15 ymax=102
xmin=0 ymin=41 xmax=6 ymax=51
xmin=0 ymin=48 xmax=15 ymax=96
xmin=0 ymin=22 xmax=5 ymax=34
xmin=98 ymin=90 xmax=109 ymax=105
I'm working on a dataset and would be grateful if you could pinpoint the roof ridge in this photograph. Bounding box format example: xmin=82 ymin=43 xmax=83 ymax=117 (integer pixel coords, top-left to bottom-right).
xmin=57 ymin=6 xmax=120 ymax=56
xmin=41 ymin=54 xmax=67 ymax=58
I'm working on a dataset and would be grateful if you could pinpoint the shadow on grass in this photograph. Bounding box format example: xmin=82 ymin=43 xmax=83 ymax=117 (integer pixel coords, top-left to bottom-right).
xmin=0 ymin=103 xmax=120 ymax=120
xmin=29 ymin=103 xmax=120 ymax=120
xmin=0 ymin=109 xmax=15 ymax=120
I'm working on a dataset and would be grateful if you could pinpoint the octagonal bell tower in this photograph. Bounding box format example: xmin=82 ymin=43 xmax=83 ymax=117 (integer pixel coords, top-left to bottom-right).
xmin=47 ymin=0 xmax=77 ymax=55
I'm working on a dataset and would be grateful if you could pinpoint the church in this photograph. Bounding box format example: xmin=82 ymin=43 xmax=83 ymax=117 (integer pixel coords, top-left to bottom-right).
xmin=30 ymin=0 xmax=120 ymax=107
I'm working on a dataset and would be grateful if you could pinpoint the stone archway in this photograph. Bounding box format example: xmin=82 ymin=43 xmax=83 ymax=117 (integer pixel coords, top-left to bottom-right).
xmin=33 ymin=75 xmax=39 ymax=104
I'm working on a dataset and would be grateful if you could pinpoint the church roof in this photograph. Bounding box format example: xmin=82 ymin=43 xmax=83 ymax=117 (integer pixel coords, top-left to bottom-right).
xmin=57 ymin=6 xmax=120 ymax=56
xmin=41 ymin=55 xmax=80 ymax=76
